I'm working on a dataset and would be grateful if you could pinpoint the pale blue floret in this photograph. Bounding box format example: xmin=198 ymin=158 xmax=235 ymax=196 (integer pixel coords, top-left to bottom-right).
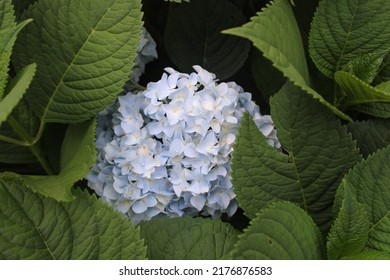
xmin=87 ymin=59 xmax=281 ymax=223
xmin=131 ymin=27 xmax=158 ymax=82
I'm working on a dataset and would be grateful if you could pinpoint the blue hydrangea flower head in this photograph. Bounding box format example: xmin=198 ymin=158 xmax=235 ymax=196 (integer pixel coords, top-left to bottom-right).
xmin=130 ymin=27 xmax=158 ymax=83
xmin=87 ymin=65 xmax=281 ymax=223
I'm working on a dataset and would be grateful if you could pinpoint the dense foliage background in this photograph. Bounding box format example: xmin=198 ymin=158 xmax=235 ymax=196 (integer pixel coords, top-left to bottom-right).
xmin=0 ymin=0 xmax=390 ymax=259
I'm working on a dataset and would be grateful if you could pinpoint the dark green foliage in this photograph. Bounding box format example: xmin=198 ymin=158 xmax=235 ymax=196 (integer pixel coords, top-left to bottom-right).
xmin=0 ymin=0 xmax=389 ymax=260
xmin=0 ymin=178 xmax=146 ymax=259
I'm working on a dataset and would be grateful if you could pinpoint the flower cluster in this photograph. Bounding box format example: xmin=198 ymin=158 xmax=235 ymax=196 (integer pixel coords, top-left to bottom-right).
xmin=87 ymin=66 xmax=281 ymax=224
xmin=130 ymin=27 xmax=158 ymax=83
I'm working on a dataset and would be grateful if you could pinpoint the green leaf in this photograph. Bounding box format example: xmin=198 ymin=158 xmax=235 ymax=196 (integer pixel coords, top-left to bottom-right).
xmin=0 ymin=63 xmax=36 ymax=126
xmin=309 ymin=0 xmax=390 ymax=78
xmin=347 ymin=119 xmax=390 ymax=158
xmin=232 ymin=82 xmax=360 ymax=231
xmin=0 ymin=0 xmax=16 ymax=30
xmin=343 ymin=53 xmax=385 ymax=84
xmin=0 ymin=0 xmax=32 ymax=99
xmin=344 ymin=250 xmax=390 ymax=260
xmin=0 ymin=18 xmax=31 ymax=56
xmin=327 ymin=187 xmax=370 ymax=260
xmin=334 ymin=71 xmax=390 ymax=108
xmin=22 ymin=119 xmax=96 ymax=202
xmin=164 ymin=0 xmax=250 ymax=80
xmin=231 ymin=201 xmax=323 ymax=260
xmin=0 ymin=138 xmax=36 ymax=163
xmin=0 ymin=177 xmax=146 ymax=259
xmin=353 ymin=82 xmax=390 ymax=118
xmin=13 ymin=0 xmax=143 ymax=123
xmin=140 ymin=216 xmax=239 ymax=260
xmin=59 ymin=119 xmax=96 ymax=179
xmin=354 ymin=103 xmax=390 ymax=119
xmin=95 ymin=200 xmax=146 ymax=260
xmin=0 ymin=98 xmax=39 ymax=164
xmin=337 ymin=146 xmax=390 ymax=254
xmin=377 ymin=80 xmax=390 ymax=93
xmin=375 ymin=53 xmax=390 ymax=84
xmin=223 ymin=0 xmax=351 ymax=121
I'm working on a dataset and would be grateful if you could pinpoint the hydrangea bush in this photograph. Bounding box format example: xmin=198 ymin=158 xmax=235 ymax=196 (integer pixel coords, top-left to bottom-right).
xmin=87 ymin=64 xmax=280 ymax=223
xmin=1 ymin=0 xmax=390 ymax=261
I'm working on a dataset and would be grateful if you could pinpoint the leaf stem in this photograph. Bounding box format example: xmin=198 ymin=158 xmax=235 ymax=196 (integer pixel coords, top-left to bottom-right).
xmin=4 ymin=116 xmax=55 ymax=175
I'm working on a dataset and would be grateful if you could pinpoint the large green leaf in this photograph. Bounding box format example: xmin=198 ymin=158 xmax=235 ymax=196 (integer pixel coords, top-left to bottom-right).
xmin=309 ymin=0 xmax=390 ymax=78
xmin=231 ymin=201 xmax=323 ymax=260
xmin=327 ymin=187 xmax=370 ymax=260
xmin=12 ymin=0 xmax=143 ymax=123
xmin=232 ymin=82 xmax=360 ymax=231
xmin=140 ymin=216 xmax=239 ymax=260
xmin=334 ymin=71 xmax=390 ymax=108
xmin=0 ymin=178 xmax=146 ymax=259
xmin=0 ymin=63 xmax=36 ymax=126
xmin=223 ymin=0 xmax=350 ymax=121
xmin=347 ymin=119 xmax=390 ymax=158
xmin=336 ymin=146 xmax=390 ymax=254
xmin=164 ymin=0 xmax=250 ymax=80
xmin=22 ymin=119 xmax=96 ymax=202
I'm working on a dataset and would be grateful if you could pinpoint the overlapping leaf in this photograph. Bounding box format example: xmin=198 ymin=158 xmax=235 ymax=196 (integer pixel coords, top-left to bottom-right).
xmin=354 ymin=103 xmax=390 ymax=119
xmin=342 ymin=53 xmax=384 ymax=84
xmin=0 ymin=0 xmax=15 ymax=29
xmin=232 ymin=82 xmax=360 ymax=231
xmin=345 ymin=251 xmax=390 ymax=260
xmin=231 ymin=202 xmax=323 ymax=260
xmin=0 ymin=98 xmax=39 ymax=164
xmin=0 ymin=0 xmax=16 ymax=98
xmin=223 ymin=0 xmax=350 ymax=121
xmin=375 ymin=54 xmax=390 ymax=84
xmin=22 ymin=119 xmax=96 ymax=202
xmin=0 ymin=63 xmax=36 ymax=126
xmin=347 ymin=119 xmax=390 ymax=158
xmin=10 ymin=0 xmax=36 ymax=18
xmin=0 ymin=178 xmax=146 ymax=259
xmin=334 ymin=71 xmax=390 ymax=108
xmin=309 ymin=0 xmax=390 ymax=78
xmin=12 ymin=0 xmax=143 ymax=123
xmin=0 ymin=0 xmax=31 ymax=99
xmin=335 ymin=146 xmax=390 ymax=254
xmin=327 ymin=187 xmax=370 ymax=260
xmin=140 ymin=216 xmax=238 ymax=260
xmin=164 ymin=0 xmax=250 ymax=80
xmin=352 ymin=81 xmax=390 ymax=118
